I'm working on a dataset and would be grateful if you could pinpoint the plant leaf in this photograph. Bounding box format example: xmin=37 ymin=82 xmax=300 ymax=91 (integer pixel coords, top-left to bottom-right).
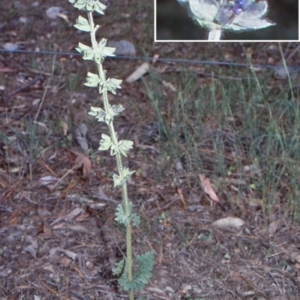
xmin=112 ymin=259 xmax=126 ymax=276
xmin=113 ymin=167 xmax=135 ymax=187
xmin=117 ymin=140 xmax=133 ymax=157
xmin=118 ymin=250 xmax=155 ymax=292
xmin=99 ymin=134 xmax=112 ymax=151
xmin=76 ymin=42 xmax=94 ymax=60
xmin=100 ymin=78 xmax=122 ymax=94
xmin=69 ymin=0 xmax=106 ymax=14
xmin=88 ymin=106 xmax=106 ymax=121
xmin=74 ymin=15 xmax=90 ymax=32
xmin=115 ymin=202 xmax=132 ymax=226
xmin=93 ymin=39 xmax=115 ymax=63
xmin=84 ymin=72 xmax=100 ymax=87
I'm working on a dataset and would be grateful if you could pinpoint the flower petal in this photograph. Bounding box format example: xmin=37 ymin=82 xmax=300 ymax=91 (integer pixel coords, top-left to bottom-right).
xmin=189 ymin=0 xmax=218 ymax=22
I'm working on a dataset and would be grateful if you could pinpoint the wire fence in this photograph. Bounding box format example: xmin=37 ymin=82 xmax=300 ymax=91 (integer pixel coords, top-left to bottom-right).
xmin=1 ymin=48 xmax=300 ymax=73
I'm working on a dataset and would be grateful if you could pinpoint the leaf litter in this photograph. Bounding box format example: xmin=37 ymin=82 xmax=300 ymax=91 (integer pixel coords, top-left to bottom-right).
xmin=0 ymin=1 xmax=300 ymax=299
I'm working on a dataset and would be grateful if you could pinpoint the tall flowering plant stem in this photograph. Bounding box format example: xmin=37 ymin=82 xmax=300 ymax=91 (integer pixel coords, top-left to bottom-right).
xmin=69 ymin=1 xmax=154 ymax=299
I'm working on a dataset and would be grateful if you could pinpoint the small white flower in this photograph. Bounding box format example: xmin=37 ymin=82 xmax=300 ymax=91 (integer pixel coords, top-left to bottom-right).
xmin=180 ymin=0 xmax=275 ymax=39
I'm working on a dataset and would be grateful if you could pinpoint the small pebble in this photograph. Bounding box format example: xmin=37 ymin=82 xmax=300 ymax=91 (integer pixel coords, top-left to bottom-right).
xmin=3 ymin=42 xmax=19 ymax=51
xmin=46 ymin=6 xmax=66 ymax=19
xmin=107 ymin=40 xmax=136 ymax=56
xmin=19 ymin=17 xmax=27 ymax=24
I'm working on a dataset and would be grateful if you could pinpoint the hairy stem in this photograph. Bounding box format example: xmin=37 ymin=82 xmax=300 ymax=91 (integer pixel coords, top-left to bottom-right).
xmin=87 ymin=11 xmax=134 ymax=298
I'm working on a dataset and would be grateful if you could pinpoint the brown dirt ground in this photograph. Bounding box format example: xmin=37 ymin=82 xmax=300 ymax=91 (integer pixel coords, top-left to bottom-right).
xmin=1 ymin=1 xmax=300 ymax=299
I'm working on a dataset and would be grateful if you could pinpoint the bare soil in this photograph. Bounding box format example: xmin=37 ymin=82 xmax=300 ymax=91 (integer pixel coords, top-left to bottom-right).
xmin=1 ymin=1 xmax=300 ymax=299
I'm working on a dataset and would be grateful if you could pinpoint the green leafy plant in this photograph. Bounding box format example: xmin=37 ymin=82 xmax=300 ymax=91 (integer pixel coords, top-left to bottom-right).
xmin=69 ymin=1 xmax=154 ymax=299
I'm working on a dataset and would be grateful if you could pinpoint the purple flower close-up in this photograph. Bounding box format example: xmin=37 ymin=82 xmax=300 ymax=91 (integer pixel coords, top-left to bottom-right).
xmin=178 ymin=0 xmax=275 ymax=40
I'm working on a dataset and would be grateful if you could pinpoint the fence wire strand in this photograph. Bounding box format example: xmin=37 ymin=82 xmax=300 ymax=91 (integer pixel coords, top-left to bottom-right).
xmin=1 ymin=49 xmax=300 ymax=73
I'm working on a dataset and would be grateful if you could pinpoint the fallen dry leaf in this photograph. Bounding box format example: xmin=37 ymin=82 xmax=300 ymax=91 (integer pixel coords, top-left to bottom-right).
xmin=75 ymin=123 xmax=89 ymax=152
xmin=267 ymin=220 xmax=280 ymax=236
xmin=231 ymin=271 xmax=243 ymax=281
xmin=74 ymin=153 xmax=92 ymax=177
xmin=39 ymin=175 xmax=58 ymax=186
xmin=60 ymin=120 xmax=68 ymax=136
xmin=52 ymin=151 xmax=91 ymax=188
xmin=58 ymin=256 xmax=72 ymax=267
xmin=24 ymin=244 xmax=38 ymax=259
xmin=24 ymin=235 xmax=39 ymax=259
xmin=199 ymin=174 xmax=220 ymax=203
xmin=152 ymin=54 xmax=159 ymax=64
xmin=42 ymin=221 xmax=53 ymax=236
xmin=162 ymin=80 xmax=176 ymax=92
xmin=0 ymin=67 xmax=15 ymax=72
xmin=51 ymin=207 xmax=85 ymax=225
xmin=125 ymin=62 xmax=149 ymax=83
xmin=211 ymin=216 xmax=245 ymax=231
xmin=176 ymin=187 xmax=186 ymax=209
xmin=60 ymin=249 xmax=77 ymax=260
xmin=75 ymin=213 xmax=90 ymax=222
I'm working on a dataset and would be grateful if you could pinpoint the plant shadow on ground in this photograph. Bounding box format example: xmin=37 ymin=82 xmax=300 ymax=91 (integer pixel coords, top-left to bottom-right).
xmin=1 ymin=1 xmax=300 ymax=299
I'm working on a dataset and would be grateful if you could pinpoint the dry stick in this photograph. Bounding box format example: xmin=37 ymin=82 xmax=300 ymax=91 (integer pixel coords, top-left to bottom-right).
xmin=52 ymin=165 xmax=78 ymax=189
xmin=285 ymin=43 xmax=300 ymax=64
xmin=8 ymin=74 xmax=44 ymax=97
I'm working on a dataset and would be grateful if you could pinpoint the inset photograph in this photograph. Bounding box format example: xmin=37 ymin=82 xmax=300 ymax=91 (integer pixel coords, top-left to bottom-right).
xmin=156 ymin=0 xmax=299 ymax=41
